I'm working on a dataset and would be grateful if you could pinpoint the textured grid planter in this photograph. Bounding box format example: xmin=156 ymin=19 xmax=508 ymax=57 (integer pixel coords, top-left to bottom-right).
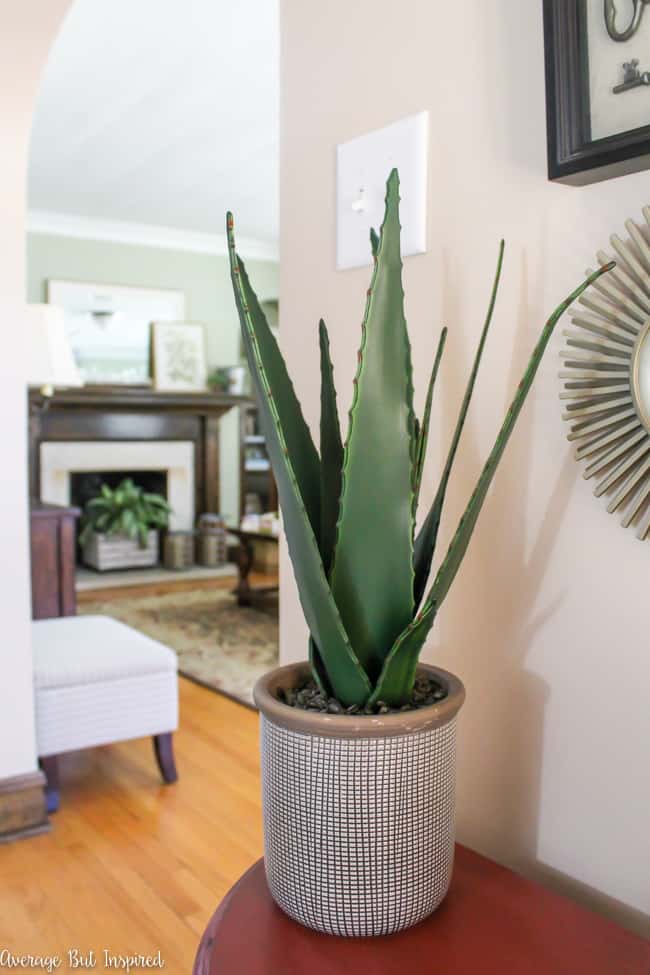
xmin=254 ymin=662 xmax=465 ymax=937
xmin=82 ymin=530 xmax=158 ymax=571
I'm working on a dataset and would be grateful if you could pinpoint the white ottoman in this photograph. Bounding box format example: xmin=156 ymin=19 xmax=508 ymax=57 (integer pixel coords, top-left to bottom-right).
xmin=32 ymin=615 xmax=179 ymax=812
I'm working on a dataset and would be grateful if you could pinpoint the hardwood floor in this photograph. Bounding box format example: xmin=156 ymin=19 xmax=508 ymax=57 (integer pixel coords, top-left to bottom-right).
xmin=0 ymin=678 xmax=262 ymax=971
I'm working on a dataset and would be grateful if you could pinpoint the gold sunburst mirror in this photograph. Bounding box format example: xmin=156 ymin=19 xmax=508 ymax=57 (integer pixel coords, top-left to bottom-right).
xmin=561 ymin=207 xmax=650 ymax=541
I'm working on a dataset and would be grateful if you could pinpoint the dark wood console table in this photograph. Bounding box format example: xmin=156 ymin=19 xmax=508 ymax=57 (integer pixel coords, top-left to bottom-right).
xmin=30 ymin=502 xmax=80 ymax=619
xmin=193 ymin=849 xmax=650 ymax=974
xmin=28 ymin=386 xmax=251 ymax=517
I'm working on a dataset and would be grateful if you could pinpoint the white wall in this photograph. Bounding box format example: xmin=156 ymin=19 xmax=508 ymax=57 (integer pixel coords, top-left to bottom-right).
xmin=0 ymin=1 xmax=72 ymax=779
xmin=280 ymin=0 xmax=650 ymax=930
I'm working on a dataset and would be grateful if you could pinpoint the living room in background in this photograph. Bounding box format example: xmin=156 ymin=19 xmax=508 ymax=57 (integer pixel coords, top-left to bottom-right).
xmin=24 ymin=0 xmax=281 ymax=767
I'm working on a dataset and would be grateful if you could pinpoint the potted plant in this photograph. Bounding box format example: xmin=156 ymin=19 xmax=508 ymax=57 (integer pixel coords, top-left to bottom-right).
xmin=79 ymin=477 xmax=171 ymax=572
xmin=207 ymin=364 xmax=249 ymax=394
xmin=207 ymin=366 xmax=231 ymax=393
xmin=227 ymin=171 xmax=613 ymax=937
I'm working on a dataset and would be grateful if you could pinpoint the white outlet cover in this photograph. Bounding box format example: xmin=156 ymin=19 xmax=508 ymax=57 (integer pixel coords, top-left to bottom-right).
xmin=336 ymin=111 xmax=428 ymax=270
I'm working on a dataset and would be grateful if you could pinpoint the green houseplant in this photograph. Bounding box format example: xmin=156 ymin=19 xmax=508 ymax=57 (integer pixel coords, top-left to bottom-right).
xmin=80 ymin=477 xmax=171 ymax=572
xmin=206 ymin=366 xmax=231 ymax=393
xmin=227 ymin=171 xmax=613 ymax=936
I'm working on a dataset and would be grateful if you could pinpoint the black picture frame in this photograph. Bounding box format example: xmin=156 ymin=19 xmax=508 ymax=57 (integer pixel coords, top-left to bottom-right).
xmin=544 ymin=0 xmax=650 ymax=185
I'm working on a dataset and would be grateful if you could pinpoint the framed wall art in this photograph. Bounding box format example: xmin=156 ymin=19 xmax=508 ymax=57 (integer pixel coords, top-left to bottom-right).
xmin=47 ymin=279 xmax=185 ymax=384
xmin=151 ymin=321 xmax=207 ymax=392
xmin=544 ymin=0 xmax=650 ymax=185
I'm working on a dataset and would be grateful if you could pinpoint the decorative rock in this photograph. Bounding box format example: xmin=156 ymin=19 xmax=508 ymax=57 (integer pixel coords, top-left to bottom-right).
xmin=284 ymin=676 xmax=448 ymax=715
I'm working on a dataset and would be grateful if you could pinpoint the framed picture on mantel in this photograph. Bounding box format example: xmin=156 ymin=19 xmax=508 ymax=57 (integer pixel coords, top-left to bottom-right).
xmin=544 ymin=0 xmax=650 ymax=184
xmin=151 ymin=321 xmax=207 ymax=392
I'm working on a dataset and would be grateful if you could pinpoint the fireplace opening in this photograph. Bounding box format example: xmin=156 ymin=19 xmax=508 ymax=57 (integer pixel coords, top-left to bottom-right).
xmin=70 ymin=470 xmax=168 ymax=565
xmin=70 ymin=470 xmax=168 ymax=513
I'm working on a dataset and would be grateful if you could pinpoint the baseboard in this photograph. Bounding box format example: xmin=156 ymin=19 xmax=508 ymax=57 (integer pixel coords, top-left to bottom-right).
xmin=0 ymin=770 xmax=50 ymax=842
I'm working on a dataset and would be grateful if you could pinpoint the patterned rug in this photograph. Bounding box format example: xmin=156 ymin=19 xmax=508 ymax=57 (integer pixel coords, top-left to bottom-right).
xmin=78 ymin=588 xmax=278 ymax=708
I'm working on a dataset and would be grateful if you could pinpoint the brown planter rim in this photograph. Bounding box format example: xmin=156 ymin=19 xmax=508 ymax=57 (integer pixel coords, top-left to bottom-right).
xmin=254 ymin=661 xmax=465 ymax=739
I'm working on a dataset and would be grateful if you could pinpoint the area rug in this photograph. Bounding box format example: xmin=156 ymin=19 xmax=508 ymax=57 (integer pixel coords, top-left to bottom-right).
xmin=78 ymin=589 xmax=278 ymax=708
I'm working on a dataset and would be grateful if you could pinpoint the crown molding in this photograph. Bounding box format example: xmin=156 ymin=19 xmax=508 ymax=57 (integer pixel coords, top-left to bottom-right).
xmin=26 ymin=209 xmax=279 ymax=262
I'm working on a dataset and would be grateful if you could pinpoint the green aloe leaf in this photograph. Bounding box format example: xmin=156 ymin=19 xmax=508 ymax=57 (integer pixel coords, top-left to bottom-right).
xmin=368 ymin=611 xmax=438 ymax=708
xmin=413 ymin=326 xmax=447 ymax=515
xmin=329 ymin=170 xmax=416 ymax=681
xmin=413 ymin=241 xmax=504 ymax=608
xmin=228 ymin=242 xmax=321 ymax=543
xmin=228 ymin=249 xmax=321 ymax=522
xmin=370 ymin=260 xmax=615 ymax=706
xmin=227 ymin=214 xmax=371 ymax=705
xmin=308 ymin=636 xmax=331 ymax=695
xmin=318 ymin=319 xmax=343 ymax=576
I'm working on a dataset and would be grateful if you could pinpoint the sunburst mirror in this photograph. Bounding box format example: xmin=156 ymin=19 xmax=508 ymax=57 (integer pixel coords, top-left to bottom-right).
xmin=560 ymin=206 xmax=650 ymax=541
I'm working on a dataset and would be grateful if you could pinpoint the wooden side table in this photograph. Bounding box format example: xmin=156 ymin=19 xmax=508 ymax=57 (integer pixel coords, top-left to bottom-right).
xmin=229 ymin=528 xmax=279 ymax=606
xmin=30 ymin=501 xmax=80 ymax=620
xmin=193 ymin=847 xmax=650 ymax=974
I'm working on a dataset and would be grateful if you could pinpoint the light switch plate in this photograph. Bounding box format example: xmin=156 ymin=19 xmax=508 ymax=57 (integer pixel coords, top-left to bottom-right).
xmin=336 ymin=111 xmax=428 ymax=270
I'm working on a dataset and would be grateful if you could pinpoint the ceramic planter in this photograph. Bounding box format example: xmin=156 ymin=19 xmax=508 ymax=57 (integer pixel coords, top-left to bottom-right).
xmin=254 ymin=661 xmax=465 ymax=937
xmin=82 ymin=530 xmax=158 ymax=571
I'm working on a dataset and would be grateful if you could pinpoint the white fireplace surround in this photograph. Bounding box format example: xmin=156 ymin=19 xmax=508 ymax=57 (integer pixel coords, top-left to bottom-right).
xmin=40 ymin=441 xmax=194 ymax=531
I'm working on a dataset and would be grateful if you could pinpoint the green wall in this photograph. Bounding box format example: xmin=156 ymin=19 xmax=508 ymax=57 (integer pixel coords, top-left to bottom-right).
xmin=27 ymin=232 xmax=279 ymax=523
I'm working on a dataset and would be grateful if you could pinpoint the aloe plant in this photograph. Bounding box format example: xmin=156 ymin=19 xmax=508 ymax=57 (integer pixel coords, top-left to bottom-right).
xmin=227 ymin=170 xmax=613 ymax=708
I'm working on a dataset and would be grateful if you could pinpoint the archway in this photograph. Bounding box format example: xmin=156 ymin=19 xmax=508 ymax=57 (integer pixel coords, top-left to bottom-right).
xmin=23 ymin=0 xmax=280 ymax=750
xmin=0 ymin=1 xmax=72 ymax=790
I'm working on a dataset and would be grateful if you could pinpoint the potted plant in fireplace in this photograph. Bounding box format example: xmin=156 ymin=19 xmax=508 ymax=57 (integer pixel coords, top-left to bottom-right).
xmin=227 ymin=171 xmax=613 ymax=938
xmin=79 ymin=477 xmax=171 ymax=572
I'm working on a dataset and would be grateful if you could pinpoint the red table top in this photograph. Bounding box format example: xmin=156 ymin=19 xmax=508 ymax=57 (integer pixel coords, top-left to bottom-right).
xmin=193 ymin=845 xmax=650 ymax=974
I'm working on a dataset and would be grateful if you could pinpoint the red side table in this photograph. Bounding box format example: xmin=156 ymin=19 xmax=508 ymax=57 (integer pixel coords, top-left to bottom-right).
xmin=193 ymin=845 xmax=650 ymax=974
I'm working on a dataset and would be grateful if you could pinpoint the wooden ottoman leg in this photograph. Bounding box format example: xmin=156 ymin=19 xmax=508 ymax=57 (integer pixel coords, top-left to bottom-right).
xmin=40 ymin=755 xmax=60 ymax=814
xmin=153 ymin=733 xmax=178 ymax=784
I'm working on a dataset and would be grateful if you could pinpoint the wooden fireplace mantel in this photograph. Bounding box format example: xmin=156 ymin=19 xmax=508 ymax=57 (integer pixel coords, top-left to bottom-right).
xmin=28 ymin=385 xmax=249 ymax=413
xmin=28 ymin=385 xmax=252 ymax=518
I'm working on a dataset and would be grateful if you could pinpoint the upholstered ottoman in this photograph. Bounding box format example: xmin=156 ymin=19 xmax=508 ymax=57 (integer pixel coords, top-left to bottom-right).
xmin=32 ymin=615 xmax=179 ymax=812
